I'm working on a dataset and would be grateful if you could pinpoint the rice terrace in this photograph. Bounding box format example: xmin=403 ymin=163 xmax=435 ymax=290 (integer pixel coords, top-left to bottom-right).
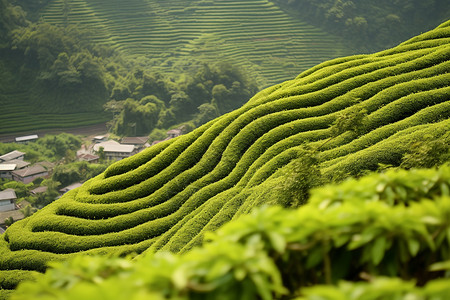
xmin=1 ymin=0 xmax=450 ymax=299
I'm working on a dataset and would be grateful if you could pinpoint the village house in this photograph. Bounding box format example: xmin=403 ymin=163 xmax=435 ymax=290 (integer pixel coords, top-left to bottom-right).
xmin=15 ymin=134 xmax=38 ymax=144
xmin=0 ymin=189 xmax=17 ymax=212
xmin=11 ymin=165 xmax=49 ymax=184
xmin=0 ymin=160 xmax=31 ymax=180
xmin=59 ymin=182 xmax=83 ymax=195
xmin=93 ymin=140 xmax=136 ymax=161
xmin=77 ymin=153 xmax=100 ymax=164
xmin=92 ymin=135 xmax=108 ymax=144
xmin=167 ymin=129 xmax=182 ymax=139
xmin=121 ymin=136 xmax=150 ymax=152
xmin=151 ymin=128 xmax=183 ymax=146
xmin=0 ymin=150 xmax=25 ymax=162
xmin=31 ymin=186 xmax=48 ymax=195
xmin=0 ymin=164 xmax=16 ymax=180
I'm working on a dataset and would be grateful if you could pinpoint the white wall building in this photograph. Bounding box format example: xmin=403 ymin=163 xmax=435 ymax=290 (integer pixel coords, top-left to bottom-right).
xmin=93 ymin=140 xmax=136 ymax=161
xmin=0 ymin=189 xmax=17 ymax=212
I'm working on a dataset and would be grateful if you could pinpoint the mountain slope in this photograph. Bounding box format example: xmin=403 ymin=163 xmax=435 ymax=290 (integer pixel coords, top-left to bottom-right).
xmin=1 ymin=20 xmax=450 ymax=296
xmin=40 ymin=0 xmax=350 ymax=87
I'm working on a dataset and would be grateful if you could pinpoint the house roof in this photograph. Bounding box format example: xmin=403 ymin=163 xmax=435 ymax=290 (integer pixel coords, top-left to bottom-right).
xmin=167 ymin=129 xmax=182 ymax=135
xmin=0 ymin=210 xmax=24 ymax=224
xmin=93 ymin=141 xmax=135 ymax=153
xmin=0 ymin=164 xmax=16 ymax=172
xmin=12 ymin=165 xmax=47 ymax=178
xmin=121 ymin=137 xmax=149 ymax=145
xmin=35 ymin=161 xmax=55 ymax=170
xmin=78 ymin=153 xmax=100 ymax=161
xmin=0 ymin=189 xmax=17 ymax=201
xmin=0 ymin=150 xmax=26 ymax=162
xmin=15 ymin=135 xmax=38 ymax=142
xmin=60 ymin=182 xmax=82 ymax=193
xmin=31 ymin=186 xmax=48 ymax=194
xmin=1 ymin=159 xmax=30 ymax=169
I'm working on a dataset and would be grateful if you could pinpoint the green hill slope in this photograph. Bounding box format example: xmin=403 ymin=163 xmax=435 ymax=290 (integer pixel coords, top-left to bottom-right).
xmin=1 ymin=20 xmax=450 ymax=297
xmin=40 ymin=0 xmax=349 ymax=87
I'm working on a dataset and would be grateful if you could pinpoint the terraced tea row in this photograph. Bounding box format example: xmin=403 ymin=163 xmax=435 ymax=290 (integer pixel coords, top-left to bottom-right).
xmin=0 ymin=92 xmax=109 ymax=135
xmin=1 ymin=20 xmax=449 ymax=296
xmin=40 ymin=0 xmax=350 ymax=87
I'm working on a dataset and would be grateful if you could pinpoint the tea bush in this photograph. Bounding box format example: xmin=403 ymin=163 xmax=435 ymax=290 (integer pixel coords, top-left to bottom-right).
xmin=9 ymin=164 xmax=450 ymax=300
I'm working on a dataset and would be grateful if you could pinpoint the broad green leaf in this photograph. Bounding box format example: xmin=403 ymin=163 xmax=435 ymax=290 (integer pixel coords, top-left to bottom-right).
xmin=440 ymin=182 xmax=449 ymax=197
xmin=306 ymin=249 xmax=323 ymax=269
xmin=371 ymin=236 xmax=386 ymax=265
xmin=267 ymin=232 xmax=286 ymax=254
xmin=171 ymin=268 xmax=188 ymax=290
xmin=407 ymin=239 xmax=420 ymax=257
xmin=429 ymin=260 xmax=450 ymax=271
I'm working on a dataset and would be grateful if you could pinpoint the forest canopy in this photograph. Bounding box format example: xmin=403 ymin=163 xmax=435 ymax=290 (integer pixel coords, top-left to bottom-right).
xmin=274 ymin=0 xmax=450 ymax=52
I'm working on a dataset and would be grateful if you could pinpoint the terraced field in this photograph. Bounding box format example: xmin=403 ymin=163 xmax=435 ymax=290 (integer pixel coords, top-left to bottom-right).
xmin=1 ymin=20 xmax=450 ymax=298
xmin=0 ymin=92 xmax=109 ymax=135
xmin=40 ymin=0 xmax=350 ymax=87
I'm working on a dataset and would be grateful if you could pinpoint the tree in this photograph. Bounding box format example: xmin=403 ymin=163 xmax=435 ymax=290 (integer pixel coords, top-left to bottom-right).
xmin=32 ymin=179 xmax=60 ymax=208
xmin=2 ymin=181 xmax=30 ymax=198
xmin=19 ymin=205 xmax=36 ymax=218
xmin=3 ymin=216 xmax=14 ymax=227
xmin=194 ymin=103 xmax=220 ymax=126
xmin=36 ymin=133 xmax=82 ymax=160
xmin=97 ymin=146 xmax=106 ymax=163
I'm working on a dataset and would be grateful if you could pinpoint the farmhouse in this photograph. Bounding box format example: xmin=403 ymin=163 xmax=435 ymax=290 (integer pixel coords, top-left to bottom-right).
xmin=77 ymin=153 xmax=100 ymax=164
xmin=92 ymin=135 xmax=108 ymax=144
xmin=0 ymin=150 xmax=25 ymax=162
xmin=121 ymin=136 xmax=150 ymax=152
xmin=59 ymin=182 xmax=83 ymax=194
xmin=0 ymin=159 xmax=31 ymax=180
xmin=0 ymin=189 xmax=17 ymax=212
xmin=15 ymin=134 xmax=38 ymax=144
xmin=31 ymin=186 xmax=48 ymax=195
xmin=0 ymin=164 xmax=16 ymax=179
xmin=0 ymin=159 xmax=30 ymax=180
xmin=93 ymin=140 xmax=136 ymax=161
xmin=167 ymin=129 xmax=182 ymax=139
xmin=151 ymin=129 xmax=183 ymax=146
xmin=11 ymin=165 xmax=49 ymax=184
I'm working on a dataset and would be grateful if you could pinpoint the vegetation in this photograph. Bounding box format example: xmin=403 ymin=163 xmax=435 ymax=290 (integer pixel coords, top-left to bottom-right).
xmin=7 ymin=164 xmax=450 ymax=299
xmin=0 ymin=20 xmax=449 ymax=298
xmin=0 ymin=0 xmax=352 ymax=136
xmin=0 ymin=133 xmax=111 ymax=219
xmin=2 ymin=0 xmax=447 ymax=136
xmin=274 ymin=0 xmax=450 ymax=52
xmin=0 ymin=133 xmax=82 ymax=163
xmin=106 ymin=61 xmax=258 ymax=136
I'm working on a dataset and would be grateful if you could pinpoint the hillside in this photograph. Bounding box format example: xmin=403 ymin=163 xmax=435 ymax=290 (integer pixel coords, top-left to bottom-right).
xmin=39 ymin=0 xmax=350 ymax=87
xmin=1 ymin=20 xmax=450 ymax=298
xmin=0 ymin=0 xmax=352 ymax=136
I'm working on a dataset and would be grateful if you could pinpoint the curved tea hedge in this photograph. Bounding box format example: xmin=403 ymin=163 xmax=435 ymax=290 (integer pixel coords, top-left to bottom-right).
xmin=1 ymin=20 xmax=450 ymax=297
xmin=9 ymin=165 xmax=450 ymax=300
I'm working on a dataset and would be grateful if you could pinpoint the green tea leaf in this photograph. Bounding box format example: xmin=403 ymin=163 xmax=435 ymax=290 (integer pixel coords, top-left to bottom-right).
xmin=371 ymin=237 xmax=386 ymax=265
xmin=407 ymin=239 xmax=420 ymax=257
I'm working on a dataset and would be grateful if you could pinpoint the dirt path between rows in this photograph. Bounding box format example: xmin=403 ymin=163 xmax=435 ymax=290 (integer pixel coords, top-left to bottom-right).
xmin=0 ymin=123 xmax=108 ymax=143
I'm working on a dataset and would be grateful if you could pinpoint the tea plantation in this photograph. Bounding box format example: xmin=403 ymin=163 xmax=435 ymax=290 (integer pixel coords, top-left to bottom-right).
xmin=40 ymin=0 xmax=349 ymax=87
xmin=1 ymin=20 xmax=450 ymax=299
